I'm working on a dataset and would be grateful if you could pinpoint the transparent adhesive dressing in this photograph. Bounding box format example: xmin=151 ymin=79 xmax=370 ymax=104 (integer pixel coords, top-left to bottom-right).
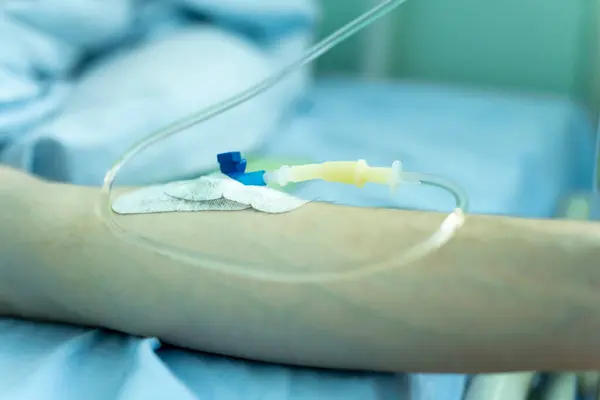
xmin=98 ymin=0 xmax=469 ymax=282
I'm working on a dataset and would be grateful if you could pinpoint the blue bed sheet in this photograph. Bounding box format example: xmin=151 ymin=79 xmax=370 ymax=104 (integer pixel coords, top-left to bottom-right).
xmin=0 ymin=78 xmax=595 ymax=400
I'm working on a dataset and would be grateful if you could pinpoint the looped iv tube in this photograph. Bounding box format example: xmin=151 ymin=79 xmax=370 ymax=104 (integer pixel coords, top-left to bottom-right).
xmin=264 ymin=159 xmax=467 ymax=280
xmin=99 ymin=0 xmax=469 ymax=282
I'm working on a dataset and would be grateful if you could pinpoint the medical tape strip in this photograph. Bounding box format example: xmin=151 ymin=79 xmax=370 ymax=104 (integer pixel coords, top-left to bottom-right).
xmin=112 ymin=174 xmax=309 ymax=215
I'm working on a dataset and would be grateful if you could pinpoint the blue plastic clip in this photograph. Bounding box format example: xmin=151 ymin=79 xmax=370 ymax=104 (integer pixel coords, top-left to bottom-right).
xmin=228 ymin=171 xmax=266 ymax=186
xmin=217 ymin=151 xmax=246 ymax=174
xmin=216 ymin=151 xmax=266 ymax=186
xmin=217 ymin=152 xmax=242 ymax=165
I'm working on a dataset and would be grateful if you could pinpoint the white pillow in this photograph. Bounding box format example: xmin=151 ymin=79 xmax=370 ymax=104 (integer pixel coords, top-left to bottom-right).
xmin=2 ymin=26 xmax=304 ymax=185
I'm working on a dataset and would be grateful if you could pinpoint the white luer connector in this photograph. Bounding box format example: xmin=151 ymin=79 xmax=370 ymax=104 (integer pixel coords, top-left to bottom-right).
xmin=390 ymin=160 xmax=402 ymax=191
xmin=264 ymin=165 xmax=292 ymax=187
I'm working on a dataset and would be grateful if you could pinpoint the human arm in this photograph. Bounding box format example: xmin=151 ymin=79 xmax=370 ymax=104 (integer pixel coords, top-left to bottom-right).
xmin=1 ymin=166 xmax=600 ymax=373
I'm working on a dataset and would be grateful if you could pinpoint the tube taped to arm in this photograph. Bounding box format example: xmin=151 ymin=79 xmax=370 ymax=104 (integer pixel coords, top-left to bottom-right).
xmin=112 ymin=174 xmax=309 ymax=215
xmin=99 ymin=0 xmax=468 ymax=282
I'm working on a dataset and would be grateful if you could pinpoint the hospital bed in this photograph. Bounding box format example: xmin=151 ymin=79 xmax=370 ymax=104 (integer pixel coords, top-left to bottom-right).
xmin=1 ymin=1 xmax=599 ymax=399
xmin=0 ymin=76 xmax=596 ymax=400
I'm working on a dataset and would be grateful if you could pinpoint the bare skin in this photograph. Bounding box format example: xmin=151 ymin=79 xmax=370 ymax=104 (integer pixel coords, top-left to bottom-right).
xmin=1 ymin=166 xmax=600 ymax=372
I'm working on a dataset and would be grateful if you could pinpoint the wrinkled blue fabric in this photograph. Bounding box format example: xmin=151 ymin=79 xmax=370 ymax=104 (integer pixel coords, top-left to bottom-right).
xmin=0 ymin=319 xmax=412 ymax=400
xmin=0 ymin=0 xmax=315 ymax=185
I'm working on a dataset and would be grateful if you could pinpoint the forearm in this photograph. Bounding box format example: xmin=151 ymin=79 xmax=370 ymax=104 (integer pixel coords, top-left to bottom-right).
xmin=2 ymin=171 xmax=600 ymax=372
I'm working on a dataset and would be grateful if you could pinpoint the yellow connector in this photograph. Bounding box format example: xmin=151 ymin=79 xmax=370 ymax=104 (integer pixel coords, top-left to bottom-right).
xmin=265 ymin=160 xmax=402 ymax=190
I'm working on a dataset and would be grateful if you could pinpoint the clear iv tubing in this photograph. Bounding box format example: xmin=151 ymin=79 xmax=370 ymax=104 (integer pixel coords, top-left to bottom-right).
xmin=99 ymin=0 xmax=469 ymax=282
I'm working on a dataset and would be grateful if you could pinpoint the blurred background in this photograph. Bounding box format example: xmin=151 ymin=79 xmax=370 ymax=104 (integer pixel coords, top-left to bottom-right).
xmin=297 ymin=0 xmax=600 ymax=220
xmin=317 ymin=0 xmax=599 ymax=120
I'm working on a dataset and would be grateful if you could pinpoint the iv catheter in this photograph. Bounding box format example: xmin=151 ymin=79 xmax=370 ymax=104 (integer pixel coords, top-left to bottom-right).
xmin=99 ymin=0 xmax=469 ymax=282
